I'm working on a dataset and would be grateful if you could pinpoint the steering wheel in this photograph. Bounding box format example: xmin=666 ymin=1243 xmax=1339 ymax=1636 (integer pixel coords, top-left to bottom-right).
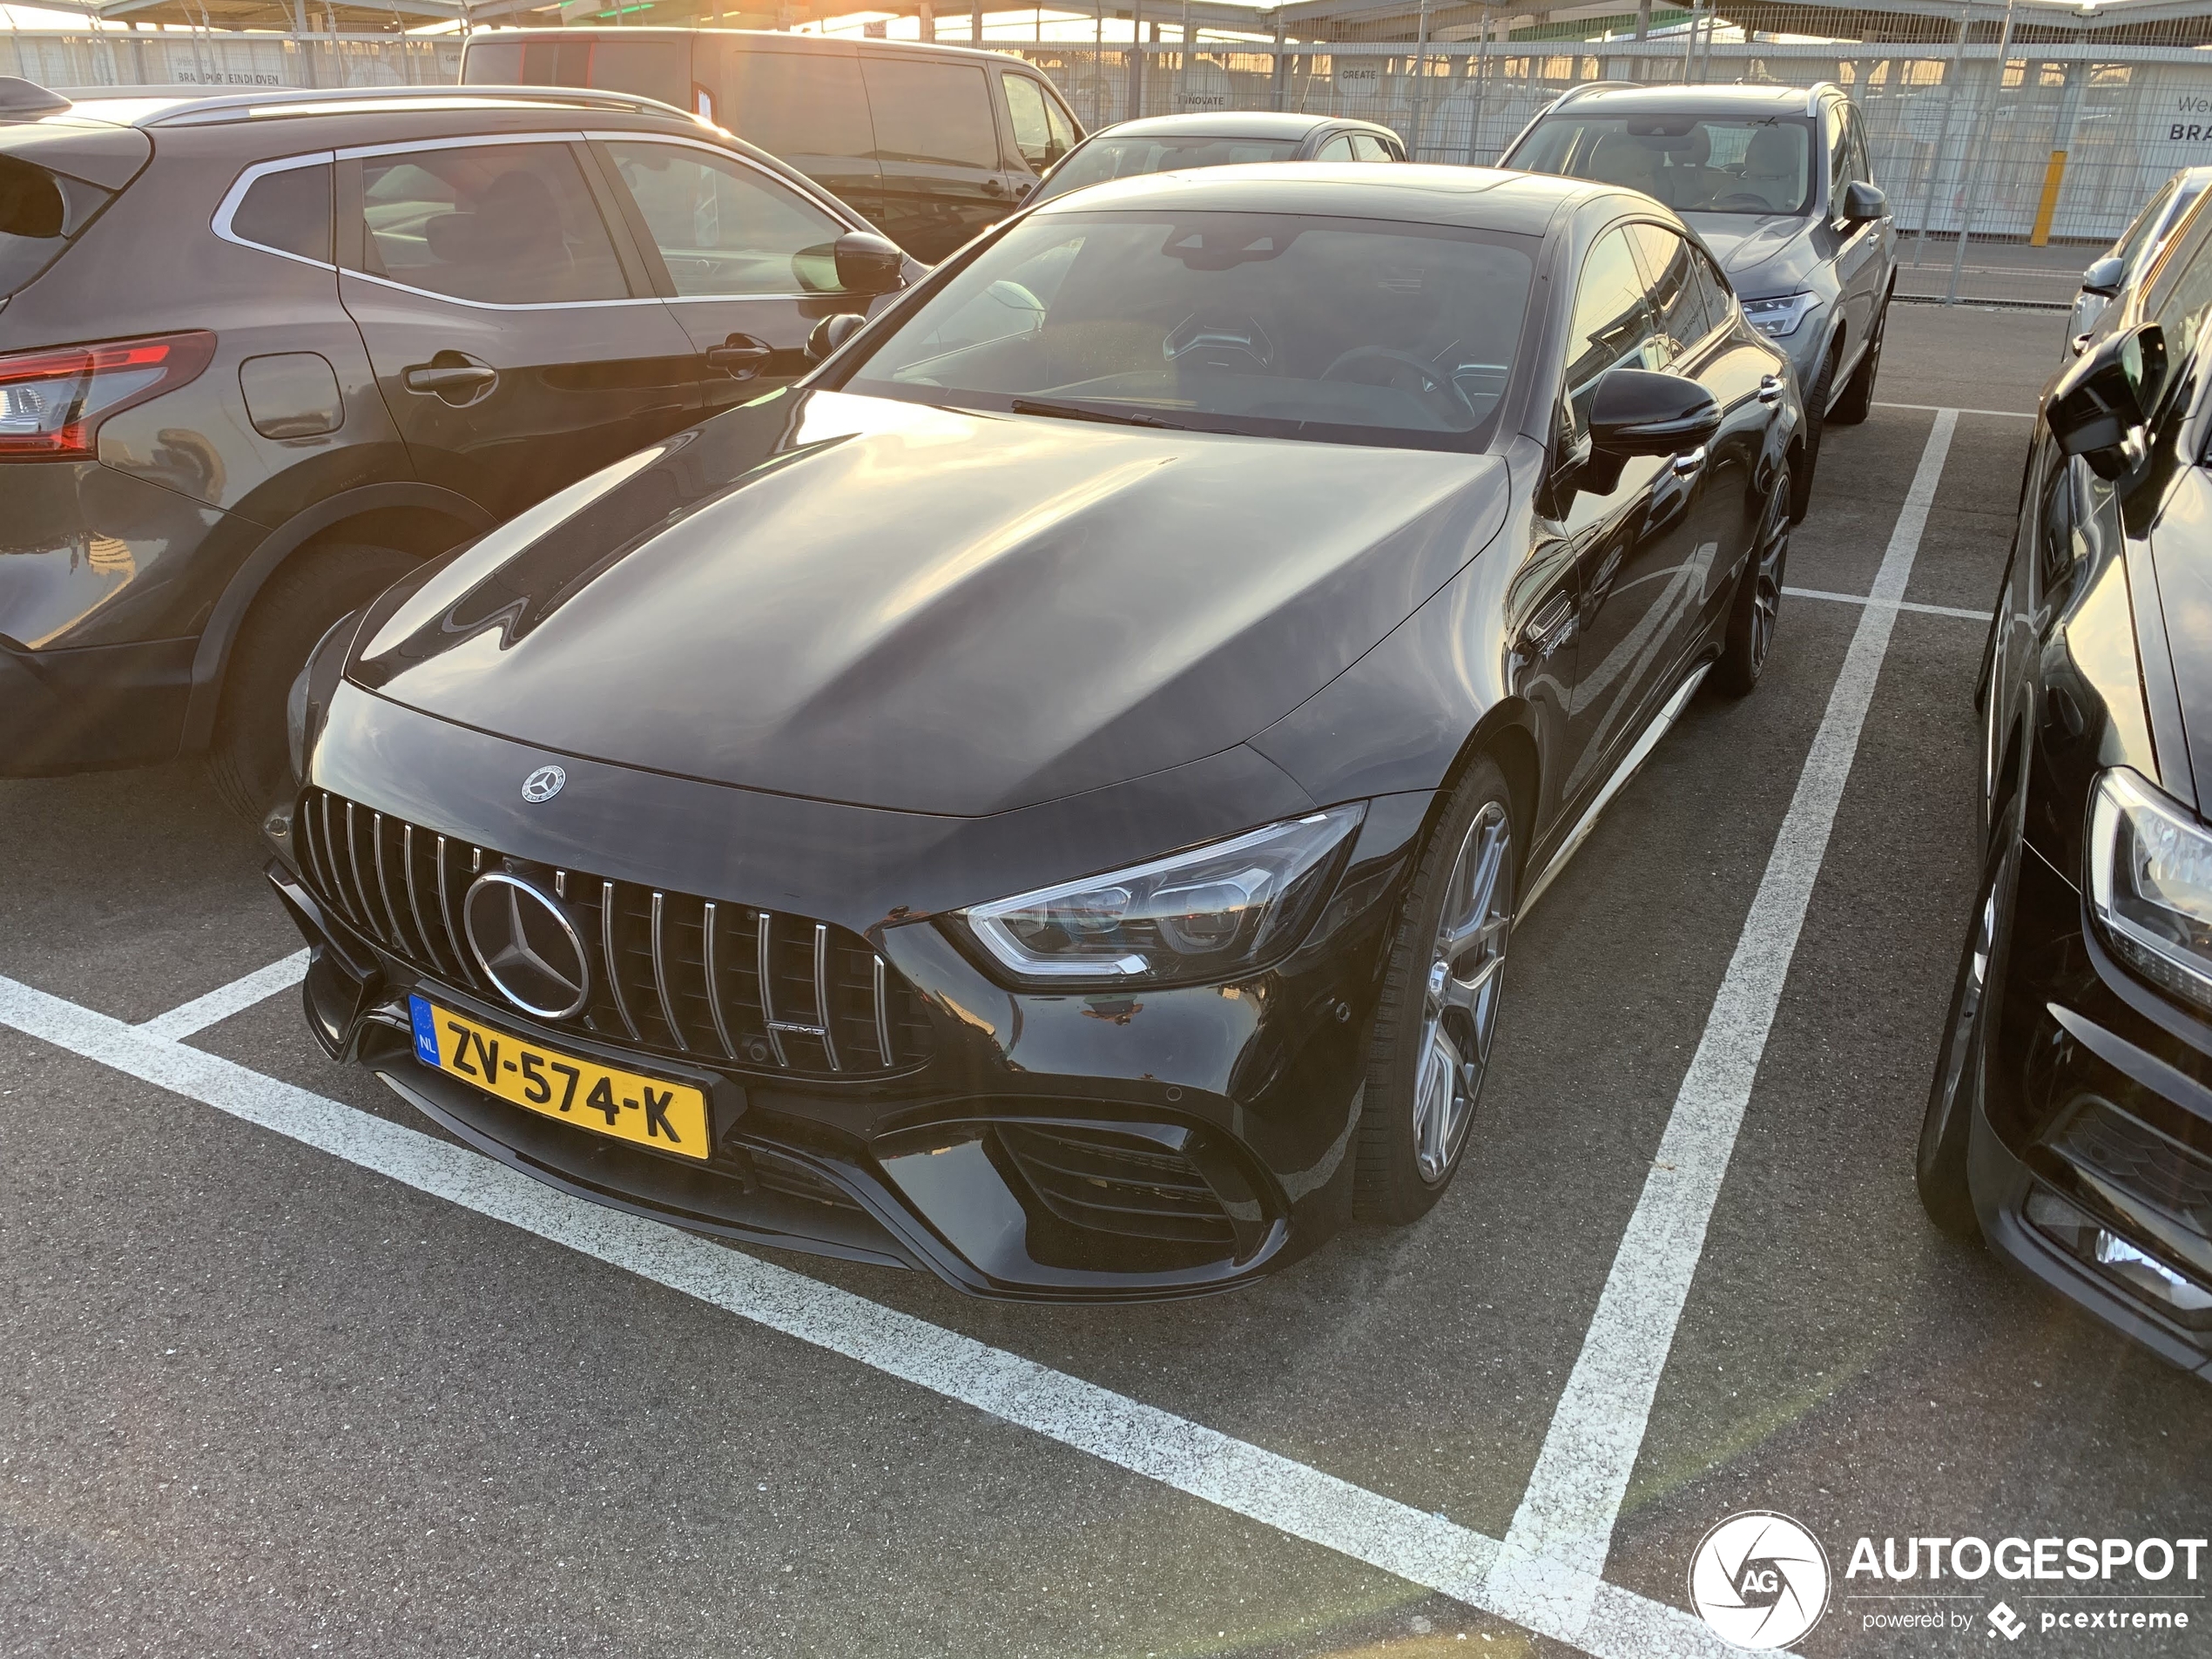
xmin=1712 ymin=191 xmax=1775 ymax=212
xmin=1318 ymin=346 xmax=1474 ymax=420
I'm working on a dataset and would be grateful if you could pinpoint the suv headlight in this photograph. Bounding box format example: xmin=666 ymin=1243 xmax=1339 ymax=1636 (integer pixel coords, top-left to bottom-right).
xmin=1741 ymin=291 xmax=1820 ymax=340
xmin=2087 ymin=767 xmax=2212 ymax=1013
xmin=955 ymin=804 xmax=1366 ymax=988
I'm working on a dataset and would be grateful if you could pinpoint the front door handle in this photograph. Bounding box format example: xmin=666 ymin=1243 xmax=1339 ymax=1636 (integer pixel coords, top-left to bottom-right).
xmin=1757 ymin=374 xmax=1784 ymax=405
xmin=402 ymin=354 xmax=497 ymax=404
xmin=982 ymin=177 xmax=1009 ymax=198
xmin=1671 ymin=444 xmax=1709 ymax=477
xmin=1525 ymin=591 xmax=1576 ymax=657
xmin=705 ymin=335 xmax=773 ymax=378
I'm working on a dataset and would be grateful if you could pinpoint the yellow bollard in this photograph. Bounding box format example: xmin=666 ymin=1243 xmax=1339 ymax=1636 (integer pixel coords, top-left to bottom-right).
xmin=2031 ymin=150 xmax=2069 ymax=246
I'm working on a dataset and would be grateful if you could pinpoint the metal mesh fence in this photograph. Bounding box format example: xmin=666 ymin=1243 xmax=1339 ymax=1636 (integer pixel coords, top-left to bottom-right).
xmin=19 ymin=1 xmax=2212 ymax=305
xmin=0 ymin=30 xmax=458 ymax=92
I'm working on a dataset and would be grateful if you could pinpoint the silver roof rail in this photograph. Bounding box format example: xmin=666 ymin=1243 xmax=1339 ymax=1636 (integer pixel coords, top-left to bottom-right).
xmin=1552 ymin=80 xmax=1639 ymax=110
xmin=114 ymin=83 xmax=699 ymax=130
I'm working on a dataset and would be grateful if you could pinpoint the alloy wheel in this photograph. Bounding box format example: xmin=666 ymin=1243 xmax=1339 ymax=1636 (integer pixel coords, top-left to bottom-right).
xmin=1412 ymin=801 xmax=1514 ymax=1184
xmin=1748 ymin=479 xmax=1791 ymax=674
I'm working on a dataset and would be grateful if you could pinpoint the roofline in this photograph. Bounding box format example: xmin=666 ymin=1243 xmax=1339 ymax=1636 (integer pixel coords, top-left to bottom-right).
xmin=458 ymin=25 xmax=1037 ymax=70
xmin=67 ymin=83 xmax=704 ymax=129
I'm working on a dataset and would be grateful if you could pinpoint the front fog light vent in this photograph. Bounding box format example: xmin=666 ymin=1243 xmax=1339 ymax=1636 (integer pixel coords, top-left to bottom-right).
xmin=2026 ymin=1188 xmax=2212 ymax=1321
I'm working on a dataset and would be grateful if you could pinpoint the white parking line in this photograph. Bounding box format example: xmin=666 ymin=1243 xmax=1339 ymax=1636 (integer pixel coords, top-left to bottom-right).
xmin=1783 ymin=585 xmax=1992 ymax=623
xmin=0 ymin=970 xmax=1744 ymax=1659
xmin=135 ymin=949 xmax=308 ymax=1042
xmin=1876 ymin=401 xmax=2033 ymax=420
xmin=1485 ymin=409 xmax=1961 ymax=1640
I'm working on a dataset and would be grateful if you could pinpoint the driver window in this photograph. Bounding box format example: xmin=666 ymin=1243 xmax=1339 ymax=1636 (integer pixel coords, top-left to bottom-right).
xmin=1562 ymin=226 xmax=1664 ymax=438
xmin=1314 ymin=134 xmax=1356 ymax=161
xmin=1350 ymin=133 xmax=1395 ymax=162
xmin=604 ymin=141 xmax=851 ymax=296
xmin=1000 ymin=73 xmax=1071 ymax=175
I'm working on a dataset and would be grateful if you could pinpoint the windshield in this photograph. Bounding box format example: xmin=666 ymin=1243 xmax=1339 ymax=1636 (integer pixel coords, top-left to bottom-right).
xmin=1515 ymin=115 xmax=1814 ymax=216
xmin=841 ymin=210 xmax=1534 ymax=449
xmin=1031 ymin=135 xmax=1304 ymax=204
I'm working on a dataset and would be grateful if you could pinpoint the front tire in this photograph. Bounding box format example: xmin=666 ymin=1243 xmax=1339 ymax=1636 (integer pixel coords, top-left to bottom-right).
xmin=1917 ymin=816 xmax=2020 ymax=1240
xmin=207 ymin=541 xmax=421 ymax=821
xmin=1827 ymin=293 xmax=1888 ymax=427
xmin=1712 ymin=464 xmax=1790 ymax=697
xmin=1354 ymin=757 xmax=1517 ymax=1224
xmin=1788 ymin=341 xmax=1838 ymax=523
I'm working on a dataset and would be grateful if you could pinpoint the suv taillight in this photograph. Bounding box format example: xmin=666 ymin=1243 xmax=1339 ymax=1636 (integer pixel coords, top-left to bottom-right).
xmin=0 ymin=331 xmax=215 ymax=460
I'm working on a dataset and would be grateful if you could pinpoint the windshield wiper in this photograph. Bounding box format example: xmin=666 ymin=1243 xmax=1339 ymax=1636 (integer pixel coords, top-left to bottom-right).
xmin=1008 ymin=396 xmax=1187 ymax=430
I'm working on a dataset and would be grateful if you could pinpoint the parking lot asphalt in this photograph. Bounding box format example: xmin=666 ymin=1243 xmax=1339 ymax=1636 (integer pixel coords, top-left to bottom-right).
xmin=3 ymin=305 xmax=2206 ymax=1659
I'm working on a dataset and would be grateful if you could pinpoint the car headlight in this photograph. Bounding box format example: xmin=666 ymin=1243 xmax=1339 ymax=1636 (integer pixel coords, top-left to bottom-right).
xmin=1740 ymin=291 xmax=1821 ymax=340
xmin=955 ymin=804 xmax=1366 ymax=988
xmin=2087 ymin=767 xmax=2212 ymax=1012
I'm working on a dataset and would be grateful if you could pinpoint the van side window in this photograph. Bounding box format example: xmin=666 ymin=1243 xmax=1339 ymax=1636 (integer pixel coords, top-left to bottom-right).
xmin=1313 ymin=134 xmax=1354 ymax=161
xmin=1000 ymin=73 xmax=1070 ymax=173
xmin=1350 ymin=133 xmax=1394 ymax=162
xmin=862 ymin=59 xmax=1000 ymax=170
xmin=357 ymin=143 xmax=628 ymax=306
xmin=718 ymin=48 xmax=871 ymax=164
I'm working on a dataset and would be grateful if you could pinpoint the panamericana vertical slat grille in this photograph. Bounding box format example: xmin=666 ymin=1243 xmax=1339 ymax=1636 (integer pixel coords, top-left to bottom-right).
xmin=294 ymin=788 xmax=933 ymax=1079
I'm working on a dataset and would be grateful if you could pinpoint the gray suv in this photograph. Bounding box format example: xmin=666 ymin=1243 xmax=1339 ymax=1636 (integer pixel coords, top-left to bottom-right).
xmin=1503 ymin=80 xmax=1895 ymax=519
xmin=0 ymin=78 xmax=913 ymax=813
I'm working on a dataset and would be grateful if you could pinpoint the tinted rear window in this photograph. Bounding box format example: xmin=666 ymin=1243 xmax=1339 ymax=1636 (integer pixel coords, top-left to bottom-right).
xmin=0 ymin=154 xmax=116 ymax=300
xmin=1034 ymin=135 xmax=1299 ymax=203
xmin=230 ymin=163 xmax=332 ymax=263
xmin=463 ymin=37 xmax=688 ymax=109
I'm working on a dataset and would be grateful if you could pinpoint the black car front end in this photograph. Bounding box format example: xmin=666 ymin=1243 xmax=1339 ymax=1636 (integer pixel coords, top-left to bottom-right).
xmin=1960 ymin=376 xmax=2212 ymax=1375
xmin=265 ymin=678 xmax=1431 ymax=1301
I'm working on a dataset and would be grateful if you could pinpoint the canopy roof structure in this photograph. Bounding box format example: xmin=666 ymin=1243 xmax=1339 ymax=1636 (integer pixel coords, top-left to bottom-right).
xmin=15 ymin=0 xmax=2203 ymax=46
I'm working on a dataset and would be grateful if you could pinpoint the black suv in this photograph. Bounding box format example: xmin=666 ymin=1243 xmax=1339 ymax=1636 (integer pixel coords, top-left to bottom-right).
xmin=0 ymin=78 xmax=913 ymax=813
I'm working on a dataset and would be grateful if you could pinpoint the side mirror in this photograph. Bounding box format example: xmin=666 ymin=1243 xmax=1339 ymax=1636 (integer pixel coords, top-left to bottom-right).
xmin=806 ymin=311 xmax=867 ymax=363
xmin=2047 ymin=322 xmax=2166 ymax=481
xmin=1589 ymin=368 xmax=1723 ymax=456
xmin=2080 ymin=253 xmax=2127 ymax=298
xmin=1841 ymin=180 xmax=1886 ymax=224
xmin=833 ymin=230 xmax=907 ymax=297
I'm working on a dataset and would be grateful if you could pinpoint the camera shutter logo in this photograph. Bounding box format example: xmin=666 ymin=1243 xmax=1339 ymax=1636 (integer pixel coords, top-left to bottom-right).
xmin=521 ymin=764 xmax=566 ymax=804
xmin=1687 ymin=1511 xmax=1831 ymax=1649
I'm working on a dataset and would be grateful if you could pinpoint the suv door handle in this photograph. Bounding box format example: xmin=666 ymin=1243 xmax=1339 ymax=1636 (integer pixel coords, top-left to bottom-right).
xmin=706 ymin=336 xmax=773 ymax=377
xmin=982 ymin=177 xmax=1008 ymax=198
xmin=1671 ymin=444 xmax=1709 ymax=477
xmin=1757 ymin=374 xmax=1784 ymax=405
xmin=402 ymin=356 xmax=496 ymax=401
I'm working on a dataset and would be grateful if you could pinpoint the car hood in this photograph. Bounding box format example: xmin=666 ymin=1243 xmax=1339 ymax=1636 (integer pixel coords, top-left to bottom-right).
xmin=1683 ymin=211 xmax=1816 ymax=296
xmin=350 ymin=389 xmax=1512 ymax=818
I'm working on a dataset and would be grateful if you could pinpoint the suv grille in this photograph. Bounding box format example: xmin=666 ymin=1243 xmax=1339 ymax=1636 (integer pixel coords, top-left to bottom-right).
xmin=294 ymin=788 xmax=933 ymax=1078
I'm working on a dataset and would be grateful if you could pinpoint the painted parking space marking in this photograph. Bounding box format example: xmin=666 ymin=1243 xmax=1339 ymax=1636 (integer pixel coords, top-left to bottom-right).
xmin=1877 ymin=401 xmax=2033 ymax=420
xmin=1484 ymin=410 xmax=1961 ymax=1642
xmin=1783 ymin=584 xmax=1992 ymax=623
xmin=134 ymin=948 xmax=308 ymax=1041
xmin=0 ymin=968 xmax=1748 ymax=1659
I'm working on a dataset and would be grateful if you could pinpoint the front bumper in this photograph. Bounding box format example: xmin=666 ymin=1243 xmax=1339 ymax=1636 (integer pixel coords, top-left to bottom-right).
xmin=267 ymin=694 xmax=1428 ymax=1301
xmin=1973 ymin=846 xmax=2212 ymax=1377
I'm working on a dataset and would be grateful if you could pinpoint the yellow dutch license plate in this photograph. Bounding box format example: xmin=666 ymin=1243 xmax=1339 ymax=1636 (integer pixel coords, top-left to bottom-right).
xmin=408 ymin=994 xmax=711 ymax=1161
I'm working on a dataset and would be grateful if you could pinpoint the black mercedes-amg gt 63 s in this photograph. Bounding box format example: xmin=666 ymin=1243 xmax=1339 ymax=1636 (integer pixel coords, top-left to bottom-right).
xmin=266 ymin=164 xmax=1803 ymax=1300
xmin=1919 ymin=213 xmax=2212 ymax=1377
